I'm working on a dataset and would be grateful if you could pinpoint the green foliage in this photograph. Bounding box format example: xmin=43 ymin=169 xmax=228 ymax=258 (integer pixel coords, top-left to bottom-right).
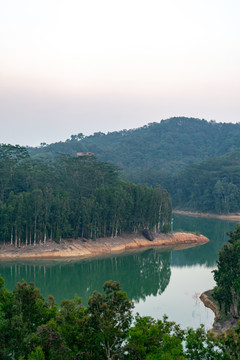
xmin=213 ymin=224 xmax=240 ymax=317
xmin=28 ymin=117 xmax=240 ymax=175
xmin=87 ymin=280 xmax=134 ymax=359
xmin=27 ymin=320 xmax=72 ymax=360
xmin=0 ymin=278 xmax=57 ymax=359
xmin=216 ymin=321 xmax=240 ymax=359
xmin=7 ymin=117 xmax=240 ymax=215
xmin=184 ymin=326 xmax=221 ymax=360
xmin=27 ymin=346 xmax=45 ymax=360
xmin=125 ymin=315 xmax=185 ymax=359
xmin=27 ymin=117 xmax=240 ymax=213
xmin=170 ymin=150 xmax=240 ymax=213
xmin=0 ymin=146 xmax=171 ymax=245
xmin=56 ymin=296 xmax=87 ymax=353
xmin=1 ymin=274 xmax=240 ymax=359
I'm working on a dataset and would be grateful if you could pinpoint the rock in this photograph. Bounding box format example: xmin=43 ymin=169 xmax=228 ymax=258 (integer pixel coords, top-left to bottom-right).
xmin=142 ymin=229 xmax=154 ymax=241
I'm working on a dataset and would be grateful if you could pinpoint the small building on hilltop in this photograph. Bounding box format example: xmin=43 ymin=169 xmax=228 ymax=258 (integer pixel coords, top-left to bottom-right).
xmin=76 ymin=152 xmax=94 ymax=157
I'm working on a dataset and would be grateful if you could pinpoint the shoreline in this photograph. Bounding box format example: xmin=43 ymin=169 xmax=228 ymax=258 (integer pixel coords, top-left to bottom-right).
xmin=173 ymin=210 xmax=240 ymax=222
xmin=0 ymin=232 xmax=209 ymax=260
xmin=200 ymin=290 xmax=239 ymax=335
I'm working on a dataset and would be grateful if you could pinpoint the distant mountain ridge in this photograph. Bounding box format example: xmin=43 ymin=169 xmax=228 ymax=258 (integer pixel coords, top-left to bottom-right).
xmin=28 ymin=117 xmax=240 ymax=213
xmin=29 ymin=117 xmax=240 ymax=173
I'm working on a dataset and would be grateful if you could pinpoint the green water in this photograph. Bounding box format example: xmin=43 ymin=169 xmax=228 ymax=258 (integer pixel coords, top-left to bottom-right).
xmin=0 ymin=214 xmax=238 ymax=330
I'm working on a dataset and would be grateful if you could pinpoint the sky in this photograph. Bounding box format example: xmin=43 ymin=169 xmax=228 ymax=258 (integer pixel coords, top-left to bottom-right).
xmin=0 ymin=0 xmax=240 ymax=146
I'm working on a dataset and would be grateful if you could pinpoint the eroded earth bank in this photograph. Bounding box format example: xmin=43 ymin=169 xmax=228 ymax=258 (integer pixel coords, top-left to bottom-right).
xmin=0 ymin=232 xmax=209 ymax=260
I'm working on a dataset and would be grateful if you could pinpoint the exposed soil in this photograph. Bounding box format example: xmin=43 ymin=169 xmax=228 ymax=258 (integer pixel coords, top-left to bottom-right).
xmin=0 ymin=232 xmax=209 ymax=260
xmin=200 ymin=290 xmax=239 ymax=335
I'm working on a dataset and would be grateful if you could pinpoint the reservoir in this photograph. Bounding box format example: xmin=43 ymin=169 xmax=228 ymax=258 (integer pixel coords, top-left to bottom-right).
xmin=0 ymin=214 xmax=238 ymax=330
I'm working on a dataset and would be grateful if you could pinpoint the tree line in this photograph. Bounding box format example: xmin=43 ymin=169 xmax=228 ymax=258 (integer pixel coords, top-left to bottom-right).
xmin=0 ymin=144 xmax=171 ymax=246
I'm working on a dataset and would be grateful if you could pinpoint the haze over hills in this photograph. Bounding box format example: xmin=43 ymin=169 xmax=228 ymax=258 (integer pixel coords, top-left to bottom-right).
xmin=169 ymin=149 xmax=240 ymax=213
xmin=28 ymin=117 xmax=240 ymax=213
xmin=29 ymin=117 xmax=240 ymax=170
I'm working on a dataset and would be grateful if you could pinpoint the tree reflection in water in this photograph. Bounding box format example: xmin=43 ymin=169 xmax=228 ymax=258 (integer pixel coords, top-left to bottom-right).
xmin=172 ymin=214 xmax=237 ymax=267
xmin=0 ymin=249 xmax=171 ymax=305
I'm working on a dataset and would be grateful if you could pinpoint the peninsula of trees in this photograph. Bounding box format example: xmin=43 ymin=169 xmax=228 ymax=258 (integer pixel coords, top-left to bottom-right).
xmin=0 ymin=144 xmax=171 ymax=246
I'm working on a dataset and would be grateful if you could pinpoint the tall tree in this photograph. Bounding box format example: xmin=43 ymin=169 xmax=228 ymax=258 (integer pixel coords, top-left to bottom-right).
xmin=87 ymin=280 xmax=134 ymax=360
xmin=213 ymin=224 xmax=240 ymax=317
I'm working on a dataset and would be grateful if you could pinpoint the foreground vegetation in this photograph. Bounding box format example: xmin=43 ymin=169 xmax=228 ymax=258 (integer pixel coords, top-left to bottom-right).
xmin=0 ymin=225 xmax=240 ymax=359
xmin=0 ymin=277 xmax=240 ymax=360
xmin=0 ymin=144 xmax=171 ymax=245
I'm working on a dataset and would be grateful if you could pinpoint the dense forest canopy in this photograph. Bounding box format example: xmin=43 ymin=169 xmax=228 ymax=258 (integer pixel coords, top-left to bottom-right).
xmin=168 ymin=150 xmax=240 ymax=213
xmin=29 ymin=117 xmax=240 ymax=173
xmin=0 ymin=276 xmax=240 ymax=359
xmin=0 ymin=144 xmax=171 ymax=245
xmin=27 ymin=117 xmax=240 ymax=214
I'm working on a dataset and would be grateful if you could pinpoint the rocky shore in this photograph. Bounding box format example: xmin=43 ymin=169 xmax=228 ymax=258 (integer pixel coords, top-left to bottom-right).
xmin=200 ymin=290 xmax=239 ymax=335
xmin=0 ymin=232 xmax=209 ymax=260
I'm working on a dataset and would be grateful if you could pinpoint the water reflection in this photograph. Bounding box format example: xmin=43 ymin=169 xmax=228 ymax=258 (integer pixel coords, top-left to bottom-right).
xmin=0 ymin=249 xmax=171 ymax=305
xmin=0 ymin=215 xmax=237 ymax=329
xmin=172 ymin=214 xmax=237 ymax=267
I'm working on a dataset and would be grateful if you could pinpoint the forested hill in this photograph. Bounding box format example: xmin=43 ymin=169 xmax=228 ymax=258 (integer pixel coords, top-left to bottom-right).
xmin=168 ymin=150 xmax=240 ymax=213
xmin=29 ymin=117 xmax=240 ymax=175
xmin=27 ymin=117 xmax=240 ymax=214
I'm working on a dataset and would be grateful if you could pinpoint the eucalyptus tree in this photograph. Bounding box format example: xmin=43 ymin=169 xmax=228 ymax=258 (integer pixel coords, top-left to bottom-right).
xmin=0 ymin=144 xmax=29 ymax=201
xmin=0 ymin=146 xmax=172 ymax=244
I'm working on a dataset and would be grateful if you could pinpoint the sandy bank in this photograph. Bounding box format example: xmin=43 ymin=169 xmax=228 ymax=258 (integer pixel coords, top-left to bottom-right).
xmin=0 ymin=232 xmax=209 ymax=260
xmin=173 ymin=210 xmax=240 ymax=222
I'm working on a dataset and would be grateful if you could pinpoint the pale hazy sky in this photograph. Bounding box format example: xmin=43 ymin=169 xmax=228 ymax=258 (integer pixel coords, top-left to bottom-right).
xmin=0 ymin=0 xmax=239 ymax=146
